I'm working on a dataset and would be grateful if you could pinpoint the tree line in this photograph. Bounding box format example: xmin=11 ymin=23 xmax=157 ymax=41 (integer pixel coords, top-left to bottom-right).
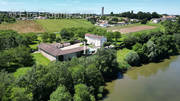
xmin=0 ymin=14 xmax=16 ymax=24
xmin=0 ymin=30 xmax=35 ymax=71
xmin=111 ymin=11 xmax=161 ymax=20
xmin=0 ymin=48 xmax=119 ymax=101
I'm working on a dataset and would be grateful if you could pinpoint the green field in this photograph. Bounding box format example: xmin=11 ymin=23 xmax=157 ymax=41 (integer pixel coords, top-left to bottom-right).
xmin=36 ymin=19 xmax=94 ymax=32
xmin=32 ymin=53 xmax=51 ymax=65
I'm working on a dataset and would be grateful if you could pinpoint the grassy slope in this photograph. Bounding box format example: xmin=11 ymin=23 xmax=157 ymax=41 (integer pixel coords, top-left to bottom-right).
xmin=0 ymin=19 xmax=94 ymax=33
xmin=36 ymin=19 xmax=94 ymax=32
xmin=32 ymin=53 xmax=50 ymax=66
xmin=0 ymin=20 xmax=45 ymax=33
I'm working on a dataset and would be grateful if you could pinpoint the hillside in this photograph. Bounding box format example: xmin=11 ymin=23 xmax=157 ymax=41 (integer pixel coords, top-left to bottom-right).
xmin=36 ymin=19 xmax=94 ymax=32
xmin=0 ymin=19 xmax=94 ymax=33
xmin=0 ymin=20 xmax=45 ymax=33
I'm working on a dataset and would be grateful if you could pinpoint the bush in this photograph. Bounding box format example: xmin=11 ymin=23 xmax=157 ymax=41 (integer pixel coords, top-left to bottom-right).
xmin=50 ymin=85 xmax=72 ymax=101
xmin=125 ymin=51 xmax=140 ymax=66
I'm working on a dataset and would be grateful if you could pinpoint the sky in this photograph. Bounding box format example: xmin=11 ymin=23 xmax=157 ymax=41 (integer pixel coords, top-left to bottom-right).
xmin=0 ymin=0 xmax=179 ymax=15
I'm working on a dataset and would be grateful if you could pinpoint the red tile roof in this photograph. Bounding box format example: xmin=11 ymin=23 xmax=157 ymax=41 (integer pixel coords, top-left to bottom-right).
xmin=85 ymin=33 xmax=105 ymax=39
xmin=38 ymin=43 xmax=87 ymax=57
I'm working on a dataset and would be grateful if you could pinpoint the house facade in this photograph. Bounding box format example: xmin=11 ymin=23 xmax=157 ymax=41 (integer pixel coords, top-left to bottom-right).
xmin=85 ymin=33 xmax=107 ymax=47
xmin=38 ymin=43 xmax=87 ymax=61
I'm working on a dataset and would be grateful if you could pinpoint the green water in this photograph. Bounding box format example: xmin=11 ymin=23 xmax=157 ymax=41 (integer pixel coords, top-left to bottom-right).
xmin=104 ymin=56 xmax=180 ymax=101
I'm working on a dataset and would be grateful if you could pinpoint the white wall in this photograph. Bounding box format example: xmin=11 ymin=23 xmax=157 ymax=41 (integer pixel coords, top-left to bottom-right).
xmin=85 ymin=36 xmax=107 ymax=47
xmin=39 ymin=49 xmax=57 ymax=61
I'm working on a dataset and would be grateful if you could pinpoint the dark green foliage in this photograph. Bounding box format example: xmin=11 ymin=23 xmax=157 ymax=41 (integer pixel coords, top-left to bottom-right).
xmin=0 ymin=70 xmax=14 ymax=101
xmin=0 ymin=14 xmax=16 ymax=23
xmin=162 ymin=20 xmax=176 ymax=34
xmin=95 ymin=48 xmax=119 ymax=78
xmin=0 ymin=46 xmax=34 ymax=69
xmin=118 ymin=11 xmax=160 ymax=20
xmin=17 ymin=63 xmax=73 ymax=101
xmin=0 ymin=30 xmax=28 ymax=51
xmin=111 ymin=17 xmax=119 ymax=22
xmin=125 ymin=51 xmax=140 ymax=66
xmin=23 ymin=33 xmax=38 ymax=44
xmin=133 ymin=43 xmax=149 ymax=63
xmin=10 ymin=87 xmax=33 ymax=101
xmin=141 ymin=19 xmax=148 ymax=24
xmin=123 ymin=35 xmax=137 ymax=49
xmin=87 ymin=18 xmax=97 ymax=24
xmin=50 ymin=85 xmax=72 ymax=101
xmin=174 ymin=33 xmax=180 ymax=48
xmin=73 ymin=84 xmax=95 ymax=101
xmin=113 ymin=31 xmax=121 ymax=42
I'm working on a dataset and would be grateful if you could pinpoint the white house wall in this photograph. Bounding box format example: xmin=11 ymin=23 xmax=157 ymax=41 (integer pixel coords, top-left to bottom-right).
xmin=39 ymin=49 xmax=57 ymax=61
xmin=85 ymin=36 xmax=107 ymax=47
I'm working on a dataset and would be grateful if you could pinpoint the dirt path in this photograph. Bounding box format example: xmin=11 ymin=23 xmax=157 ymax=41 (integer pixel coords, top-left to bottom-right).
xmin=112 ymin=25 xmax=156 ymax=33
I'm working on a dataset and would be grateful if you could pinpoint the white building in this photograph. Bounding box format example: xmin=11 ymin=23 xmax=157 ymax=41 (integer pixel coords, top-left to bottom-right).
xmin=151 ymin=18 xmax=161 ymax=23
xmin=85 ymin=33 xmax=107 ymax=47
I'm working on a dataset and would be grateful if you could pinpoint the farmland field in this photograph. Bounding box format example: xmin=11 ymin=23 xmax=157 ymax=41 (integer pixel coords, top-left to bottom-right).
xmin=36 ymin=19 xmax=94 ymax=32
xmin=0 ymin=20 xmax=45 ymax=33
xmin=0 ymin=19 xmax=94 ymax=33
xmin=107 ymin=24 xmax=158 ymax=34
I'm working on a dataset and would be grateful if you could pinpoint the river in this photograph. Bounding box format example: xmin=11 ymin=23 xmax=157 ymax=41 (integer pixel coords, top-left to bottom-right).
xmin=104 ymin=56 xmax=180 ymax=101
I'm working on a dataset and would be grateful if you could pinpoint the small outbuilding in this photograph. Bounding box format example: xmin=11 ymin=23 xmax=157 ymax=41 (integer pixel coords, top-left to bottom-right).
xmin=38 ymin=43 xmax=88 ymax=61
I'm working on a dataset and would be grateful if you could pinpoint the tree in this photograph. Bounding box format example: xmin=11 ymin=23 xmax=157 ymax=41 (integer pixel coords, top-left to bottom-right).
xmin=0 ymin=70 xmax=14 ymax=101
xmin=12 ymin=46 xmax=34 ymax=67
xmin=73 ymin=84 xmax=95 ymax=101
xmin=141 ymin=19 xmax=148 ymax=24
xmin=133 ymin=43 xmax=149 ymax=63
xmin=110 ymin=12 xmax=114 ymax=16
xmin=85 ymin=64 xmax=104 ymax=90
xmin=0 ymin=30 xmax=28 ymax=51
xmin=152 ymin=12 xmax=160 ymax=18
xmin=49 ymin=33 xmax=56 ymax=43
xmin=17 ymin=62 xmax=73 ymax=101
xmin=95 ymin=48 xmax=118 ymax=78
xmin=125 ymin=51 xmax=140 ymax=66
xmin=0 ymin=46 xmax=34 ymax=69
xmin=10 ymin=87 xmax=33 ymax=101
xmin=113 ymin=31 xmax=121 ymax=42
xmin=23 ymin=33 xmax=38 ymax=44
xmin=111 ymin=17 xmax=119 ymax=22
xmin=162 ymin=20 xmax=176 ymax=34
xmin=50 ymin=85 xmax=72 ymax=101
xmin=41 ymin=33 xmax=49 ymax=42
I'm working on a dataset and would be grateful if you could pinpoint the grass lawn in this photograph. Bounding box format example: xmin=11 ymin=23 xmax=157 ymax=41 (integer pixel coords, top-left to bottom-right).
xmin=36 ymin=19 xmax=94 ymax=32
xmin=32 ymin=53 xmax=50 ymax=66
xmin=13 ymin=67 xmax=32 ymax=78
xmin=117 ymin=48 xmax=132 ymax=69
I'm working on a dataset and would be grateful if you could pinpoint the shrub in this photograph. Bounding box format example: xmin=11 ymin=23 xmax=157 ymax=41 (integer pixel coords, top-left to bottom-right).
xmin=125 ymin=51 xmax=140 ymax=66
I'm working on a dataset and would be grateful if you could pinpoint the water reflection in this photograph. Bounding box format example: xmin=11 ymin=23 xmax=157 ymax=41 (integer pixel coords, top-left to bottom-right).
xmin=104 ymin=56 xmax=180 ymax=101
xmin=126 ymin=56 xmax=178 ymax=80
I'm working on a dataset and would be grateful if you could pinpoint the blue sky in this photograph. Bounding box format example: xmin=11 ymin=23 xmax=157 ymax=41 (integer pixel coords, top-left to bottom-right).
xmin=0 ymin=0 xmax=179 ymax=14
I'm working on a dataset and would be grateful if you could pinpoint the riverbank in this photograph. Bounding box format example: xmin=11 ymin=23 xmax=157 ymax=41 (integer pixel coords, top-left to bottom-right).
xmin=104 ymin=55 xmax=180 ymax=101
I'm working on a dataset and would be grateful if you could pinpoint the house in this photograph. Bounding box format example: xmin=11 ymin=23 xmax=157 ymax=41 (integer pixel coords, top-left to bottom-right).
xmin=38 ymin=43 xmax=88 ymax=61
xmin=85 ymin=33 xmax=107 ymax=47
xmin=151 ymin=18 xmax=161 ymax=23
